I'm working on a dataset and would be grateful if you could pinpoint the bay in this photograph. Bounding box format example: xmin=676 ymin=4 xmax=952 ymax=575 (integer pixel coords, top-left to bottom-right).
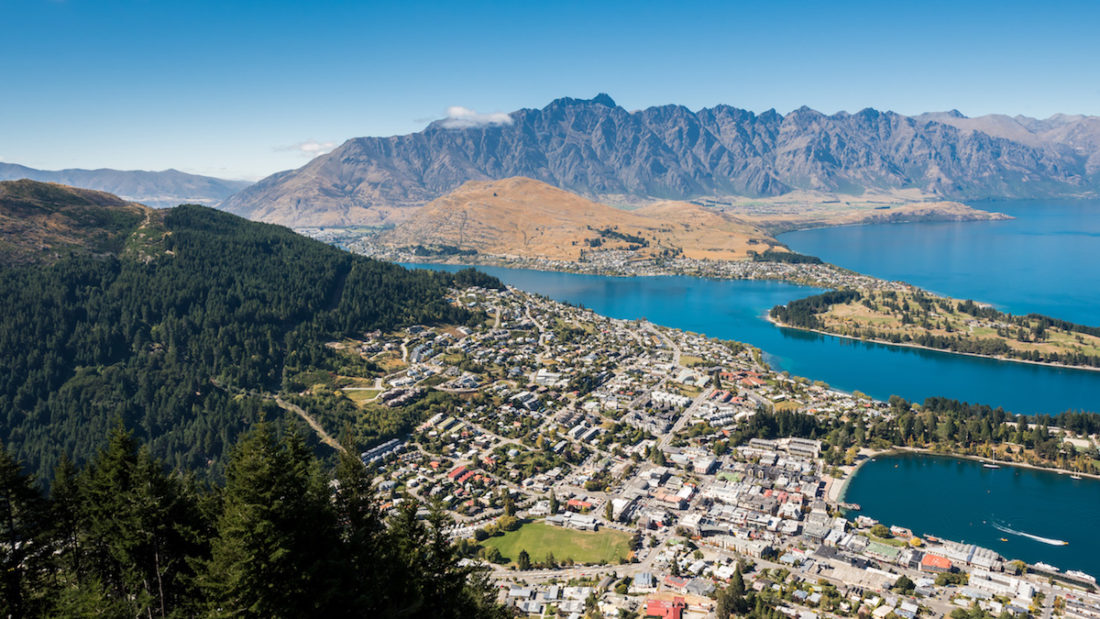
xmin=779 ymin=199 xmax=1100 ymax=326
xmin=841 ymin=452 xmax=1099 ymax=575
xmin=409 ymin=264 xmax=1100 ymax=415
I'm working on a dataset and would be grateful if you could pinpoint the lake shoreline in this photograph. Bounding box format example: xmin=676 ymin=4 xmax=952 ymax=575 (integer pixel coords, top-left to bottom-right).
xmin=839 ymin=447 xmax=1100 ymax=502
xmin=766 ymin=314 xmax=1100 ymax=375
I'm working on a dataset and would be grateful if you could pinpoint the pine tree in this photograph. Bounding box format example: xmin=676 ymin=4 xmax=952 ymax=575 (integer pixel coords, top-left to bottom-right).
xmin=652 ymin=448 xmax=666 ymax=466
xmin=200 ymin=424 xmax=342 ymax=617
xmin=0 ymin=445 xmax=51 ymax=618
xmin=517 ymin=549 xmax=531 ymax=570
xmin=549 ymin=489 xmax=559 ymax=515
xmin=76 ymin=424 xmax=206 ymax=617
xmin=49 ymin=456 xmax=84 ymax=579
xmin=730 ymin=565 xmax=745 ymax=598
xmin=332 ymin=445 xmax=392 ymax=612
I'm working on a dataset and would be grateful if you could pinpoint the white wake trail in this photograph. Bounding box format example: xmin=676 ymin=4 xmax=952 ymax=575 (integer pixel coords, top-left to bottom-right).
xmin=993 ymin=522 xmax=1068 ymax=546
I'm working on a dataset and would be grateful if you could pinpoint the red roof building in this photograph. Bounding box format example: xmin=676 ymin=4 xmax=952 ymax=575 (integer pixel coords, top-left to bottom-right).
xmin=662 ymin=575 xmax=688 ymax=590
xmin=645 ymin=597 xmax=687 ymax=619
xmin=566 ymin=498 xmax=593 ymax=511
xmin=920 ymin=553 xmax=952 ymax=573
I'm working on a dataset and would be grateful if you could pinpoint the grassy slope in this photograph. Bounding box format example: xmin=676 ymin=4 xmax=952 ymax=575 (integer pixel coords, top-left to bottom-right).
xmin=820 ymin=289 xmax=1100 ymax=362
xmin=380 ymin=177 xmax=784 ymax=262
xmin=0 ymin=179 xmax=150 ymax=265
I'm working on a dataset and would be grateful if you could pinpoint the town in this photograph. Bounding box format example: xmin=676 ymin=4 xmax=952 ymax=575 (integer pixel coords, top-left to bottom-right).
xmin=298 ymin=226 xmax=905 ymax=292
xmin=333 ymin=284 xmax=1100 ymax=619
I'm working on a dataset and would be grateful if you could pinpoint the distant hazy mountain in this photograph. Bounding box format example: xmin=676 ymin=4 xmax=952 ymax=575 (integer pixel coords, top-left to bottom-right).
xmin=912 ymin=111 xmax=1100 ymax=176
xmin=221 ymin=95 xmax=1100 ymax=227
xmin=0 ymin=162 xmax=252 ymax=208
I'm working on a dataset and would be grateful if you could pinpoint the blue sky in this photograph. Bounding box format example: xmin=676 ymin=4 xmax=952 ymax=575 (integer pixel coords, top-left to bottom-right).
xmin=2 ymin=0 xmax=1099 ymax=180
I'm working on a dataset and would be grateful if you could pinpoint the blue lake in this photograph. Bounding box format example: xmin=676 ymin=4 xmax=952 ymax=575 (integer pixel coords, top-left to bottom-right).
xmin=842 ymin=453 xmax=1100 ymax=575
xmin=410 ymin=264 xmax=1100 ymax=415
xmin=779 ymin=199 xmax=1100 ymax=326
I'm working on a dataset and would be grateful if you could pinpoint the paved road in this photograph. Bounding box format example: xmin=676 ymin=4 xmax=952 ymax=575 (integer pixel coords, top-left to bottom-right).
xmin=657 ymin=389 xmax=712 ymax=451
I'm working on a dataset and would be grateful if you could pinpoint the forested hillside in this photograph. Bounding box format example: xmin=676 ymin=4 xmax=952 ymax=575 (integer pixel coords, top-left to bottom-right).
xmin=0 ymin=182 xmax=501 ymax=482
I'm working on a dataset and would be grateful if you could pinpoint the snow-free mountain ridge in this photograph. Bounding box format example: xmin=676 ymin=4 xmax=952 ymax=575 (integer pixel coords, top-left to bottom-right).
xmin=221 ymin=95 xmax=1100 ymax=227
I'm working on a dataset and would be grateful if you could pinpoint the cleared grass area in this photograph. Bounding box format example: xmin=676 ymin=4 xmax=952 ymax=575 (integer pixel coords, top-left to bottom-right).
xmin=337 ymin=375 xmax=376 ymax=388
xmin=678 ymin=354 xmax=706 ymax=367
xmin=481 ymin=521 xmax=631 ymax=565
xmin=673 ymin=383 xmax=704 ymax=398
xmin=376 ymin=354 xmax=407 ymax=372
xmin=343 ymin=389 xmax=381 ymax=404
xmin=773 ymin=400 xmax=802 ymax=412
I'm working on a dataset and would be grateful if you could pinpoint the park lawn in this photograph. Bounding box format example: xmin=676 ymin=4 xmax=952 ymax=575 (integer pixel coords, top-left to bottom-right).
xmin=675 ymin=384 xmax=703 ymax=398
xmin=867 ymin=533 xmax=907 ymax=547
xmin=481 ymin=521 xmax=631 ymax=566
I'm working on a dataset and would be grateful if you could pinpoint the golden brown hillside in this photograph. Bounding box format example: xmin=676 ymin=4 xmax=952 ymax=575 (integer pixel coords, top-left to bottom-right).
xmin=378 ymin=177 xmax=786 ymax=261
xmin=0 ymin=180 xmax=152 ymax=265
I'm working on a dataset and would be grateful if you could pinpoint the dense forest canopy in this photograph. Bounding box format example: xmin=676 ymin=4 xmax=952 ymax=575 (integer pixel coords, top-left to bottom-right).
xmin=0 ymin=186 xmax=502 ymax=482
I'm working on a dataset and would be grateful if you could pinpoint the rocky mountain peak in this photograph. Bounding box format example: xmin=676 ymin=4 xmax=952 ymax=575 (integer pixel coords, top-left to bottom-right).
xmin=220 ymin=95 xmax=1100 ymax=227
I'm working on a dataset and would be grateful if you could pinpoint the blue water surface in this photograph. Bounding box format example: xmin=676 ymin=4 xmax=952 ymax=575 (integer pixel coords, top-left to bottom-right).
xmin=843 ymin=453 xmax=1100 ymax=575
xmin=779 ymin=199 xmax=1100 ymax=326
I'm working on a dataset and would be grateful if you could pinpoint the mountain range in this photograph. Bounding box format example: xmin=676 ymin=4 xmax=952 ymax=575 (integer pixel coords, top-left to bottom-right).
xmin=0 ymin=162 xmax=251 ymax=208
xmin=221 ymin=94 xmax=1100 ymax=227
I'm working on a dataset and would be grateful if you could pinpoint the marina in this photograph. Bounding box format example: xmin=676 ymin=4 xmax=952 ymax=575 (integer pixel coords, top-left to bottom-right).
xmin=843 ymin=452 xmax=1099 ymax=575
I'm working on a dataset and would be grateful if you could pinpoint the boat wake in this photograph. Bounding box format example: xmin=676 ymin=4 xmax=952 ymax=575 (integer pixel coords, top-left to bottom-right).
xmin=992 ymin=522 xmax=1069 ymax=546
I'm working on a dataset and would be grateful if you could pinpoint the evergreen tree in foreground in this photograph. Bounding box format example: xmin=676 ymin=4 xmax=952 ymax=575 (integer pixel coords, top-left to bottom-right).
xmin=0 ymin=424 xmax=512 ymax=618
xmin=0 ymin=445 xmax=52 ymax=618
xmin=200 ymin=425 xmax=343 ymax=617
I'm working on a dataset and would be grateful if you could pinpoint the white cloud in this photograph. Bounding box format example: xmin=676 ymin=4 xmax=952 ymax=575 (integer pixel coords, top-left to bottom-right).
xmin=278 ymin=140 xmax=338 ymax=157
xmin=438 ymin=106 xmax=513 ymax=129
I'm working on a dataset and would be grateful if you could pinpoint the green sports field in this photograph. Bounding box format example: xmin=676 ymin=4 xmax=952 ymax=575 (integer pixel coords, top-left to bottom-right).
xmin=481 ymin=521 xmax=631 ymax=565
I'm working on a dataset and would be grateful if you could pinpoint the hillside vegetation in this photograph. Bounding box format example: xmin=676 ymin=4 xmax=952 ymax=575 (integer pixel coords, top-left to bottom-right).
xmin=0 ymin=179 xmax=150 ymax=265
xmin=0 ymin=180 xmax=500 ymax=482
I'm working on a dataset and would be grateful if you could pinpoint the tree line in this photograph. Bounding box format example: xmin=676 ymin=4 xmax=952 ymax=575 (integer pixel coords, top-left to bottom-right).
xmin=725 ymin=397 xmax=1100 ymax=474
xmin=769 ymin=290 xmax=861 ymax=329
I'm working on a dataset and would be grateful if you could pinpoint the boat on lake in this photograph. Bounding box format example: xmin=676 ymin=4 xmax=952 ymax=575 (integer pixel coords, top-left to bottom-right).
xmin=1034 ymin=562 xmax=1059 ymax=573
